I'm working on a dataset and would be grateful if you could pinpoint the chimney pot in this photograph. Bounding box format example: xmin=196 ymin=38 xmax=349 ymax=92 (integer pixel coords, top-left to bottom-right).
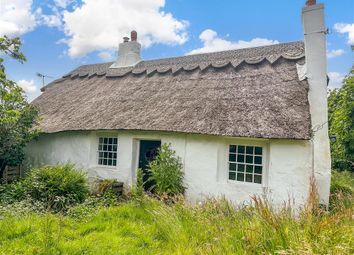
xmin=306 ymin=0 xmax=316 ymax=6
xmin=111 ymin=31 xmax=141 ymax=68
xmin=131 ymin=30 xmax=137 ymax=41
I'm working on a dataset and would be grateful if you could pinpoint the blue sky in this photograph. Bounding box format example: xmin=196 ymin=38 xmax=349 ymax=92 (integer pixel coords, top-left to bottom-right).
xmin=1 ymin=0 xmax=353 ymax=101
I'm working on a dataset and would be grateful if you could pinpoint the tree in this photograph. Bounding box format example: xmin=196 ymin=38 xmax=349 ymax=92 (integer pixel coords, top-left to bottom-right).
xmin=328 ymin=67 xmax=354 ymax=171
xmin=0 ymin=36 xmax=39 ymax=178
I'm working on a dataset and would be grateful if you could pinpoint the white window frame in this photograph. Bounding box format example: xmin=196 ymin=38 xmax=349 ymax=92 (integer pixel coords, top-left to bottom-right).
xmin=97 ymin=137 xmax=118 ymax=167
xmin=227 ymin=144 xmax=264 ymax=184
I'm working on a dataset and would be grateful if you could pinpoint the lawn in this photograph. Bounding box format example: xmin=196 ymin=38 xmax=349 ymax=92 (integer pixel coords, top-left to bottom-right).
xmin=0 ymin=194 xmax=353 ymax=255
xmin=0 ymin=167 xmax=353 ymax=255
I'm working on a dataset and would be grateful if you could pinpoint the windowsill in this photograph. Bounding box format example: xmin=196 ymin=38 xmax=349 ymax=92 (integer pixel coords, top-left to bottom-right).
xmin=227 ymin=179 xmax=263 ymax=187
xmin=95 ymin=165 xmax=118 ymax=170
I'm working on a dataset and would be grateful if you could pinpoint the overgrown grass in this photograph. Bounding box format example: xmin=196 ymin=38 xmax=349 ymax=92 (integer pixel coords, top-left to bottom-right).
xmin=0 ymin=171 xmax=353 ymax=255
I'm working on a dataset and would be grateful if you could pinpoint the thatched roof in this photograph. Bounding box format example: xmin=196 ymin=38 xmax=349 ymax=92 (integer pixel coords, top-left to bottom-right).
xmin=34 ymin=41 xmax=311 ymax=139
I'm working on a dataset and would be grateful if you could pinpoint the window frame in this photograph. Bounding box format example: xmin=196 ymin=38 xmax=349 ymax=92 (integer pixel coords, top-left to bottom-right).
xmin=227 ymin=143 xmax=264 ymax=185
xmin=97 ymin=136 xmax=118 ymax=167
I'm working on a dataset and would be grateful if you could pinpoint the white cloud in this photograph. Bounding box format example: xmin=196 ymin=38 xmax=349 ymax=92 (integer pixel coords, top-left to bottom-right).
xmin=98 ymin=51 xmax=114 ymax=61
xmin=39 ymin=11 xmax=62 ymax=28
xmin=61 ymin=0 xmax=189 ymax=57
xmin=328 ymin=72 xmax=345 ymax=89
xmin=188 ymin=29 xmax=279 ymax=55
xmin=54 ymin=0 xmax=74 ymax=9
xmin=17 ymin=79 xmax=37 ymax=93
xmin=327 ymin=49 xmax=345 ymax=59
xmin=0 ymin=0 xmax=37 ymax=37
xmin=334 ymin=23 xmax=354 ymax=44
xmin=17 ymin=79 xmax=41 ymax=101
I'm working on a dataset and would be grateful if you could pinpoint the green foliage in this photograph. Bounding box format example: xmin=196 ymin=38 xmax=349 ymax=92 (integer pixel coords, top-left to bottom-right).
xmin=330 ymin=171 xmax=354 ymax=210
xmin=148 ymin=143 xmax=185 ymax=195
xmin=0 ymin=193 xmax=353 ymax=254
xmin=328 ymin=68 xmax=354 ymax=171
xmin=0 ymin=36 xmax=39 ymax=175
xmin=0 ymin=180 xmax=27 ymax=203
xmin=131 ymin=168 xmax=144 ymax=198
xmin=22 ymin=164 xmax=89 ymax=211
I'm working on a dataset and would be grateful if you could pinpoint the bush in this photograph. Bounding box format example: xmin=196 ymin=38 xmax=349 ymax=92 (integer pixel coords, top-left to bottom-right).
xmin=148 ymin=143 xmax=185 ymax=196
xmin=0 ymin=180 xmax=27 ymax=204
xmin=23 ymin=164 xmax=89 ymax=211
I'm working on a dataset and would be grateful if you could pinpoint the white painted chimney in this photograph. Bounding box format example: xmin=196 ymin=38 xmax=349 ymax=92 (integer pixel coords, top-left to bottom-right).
xmin=110 ymin=31 xmax=141 ymax=68
xmin=302 ymin=0 xmax=331 ymax=205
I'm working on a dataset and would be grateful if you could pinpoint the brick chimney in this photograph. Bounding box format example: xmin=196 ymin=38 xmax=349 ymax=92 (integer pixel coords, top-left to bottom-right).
xmin=110 ymin=31 xmax=141 ymax=68
xmin=302 ymin=1 xmax=331 ymax=205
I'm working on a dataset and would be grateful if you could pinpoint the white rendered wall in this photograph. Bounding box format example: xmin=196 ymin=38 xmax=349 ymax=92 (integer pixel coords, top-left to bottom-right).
xmin=26 ymin=130 xmax=313 ymax=207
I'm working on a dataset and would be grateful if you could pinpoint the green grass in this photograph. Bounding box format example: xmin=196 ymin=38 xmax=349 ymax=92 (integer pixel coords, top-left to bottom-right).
xmin=0 ymin=196 xmax=353 ymax=255
xmin=0 ymin=171 xmax=353 ymax=255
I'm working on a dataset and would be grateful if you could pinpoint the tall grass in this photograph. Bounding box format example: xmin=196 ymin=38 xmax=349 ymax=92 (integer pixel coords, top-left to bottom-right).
xmin=0 ymin=196 xmax=353 ymax=254
xmin=0 ymin=171 xmax=353 ymax=254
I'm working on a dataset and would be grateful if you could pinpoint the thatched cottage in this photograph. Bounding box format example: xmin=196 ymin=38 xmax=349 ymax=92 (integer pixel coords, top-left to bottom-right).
xmin=27 ymin=1 xmax=331 ymax=206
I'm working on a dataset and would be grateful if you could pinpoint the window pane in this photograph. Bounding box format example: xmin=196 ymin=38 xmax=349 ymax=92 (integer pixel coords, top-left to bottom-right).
xmin=228 ymin=144 xmax=263 ymax=184
xmin=229 ymin=171 xmax=236 ymax=180
xmin=237 ymin=154 xmax=245 ymax=163
xmin=254 ymin=175 xmax=262 ymax=184
xmin=238 ymin=164 xmax=245 ymax=172
xmin=229 ymin=154 xmax=236 ymax=162
xmin=255 ymin=156 xmax=262 ymax=165
xmin=246 ymin=146 xmax=254 ymax=154
xmin=246 ymin=174 xmax=253 ymax=183
xmin=246 ymin=165 xmax=253 ymax=173
xmin=246 ymin=155 xmax=253 ymax=164
xmin=255 ymin=147 xmax=262 ymax=155
xmin=255 ymin=166 xmax=262 ymax=174
xmin=98 ymin=137 xmax=118 ymax=166
xmin=237 ymin=173 xmax=244 ymax=181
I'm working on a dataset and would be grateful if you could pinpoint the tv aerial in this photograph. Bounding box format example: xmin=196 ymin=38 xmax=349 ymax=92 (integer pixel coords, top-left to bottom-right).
xmin=36 ymin=72 xmax=54 ymax=88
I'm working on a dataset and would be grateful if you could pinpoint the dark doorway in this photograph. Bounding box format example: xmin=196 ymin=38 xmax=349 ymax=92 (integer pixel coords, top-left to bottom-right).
xmin=138 ymin=140 xmax=161 ymax=191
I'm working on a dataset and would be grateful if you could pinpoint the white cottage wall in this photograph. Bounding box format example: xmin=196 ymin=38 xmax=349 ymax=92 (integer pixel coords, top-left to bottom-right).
xmin=26 ymin=131 xmax=313 ymax=207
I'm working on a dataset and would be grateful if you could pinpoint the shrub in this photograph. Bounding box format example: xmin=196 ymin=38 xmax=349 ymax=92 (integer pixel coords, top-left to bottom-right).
xmin=23 ymin=164 xmax=89 ymax=211
xmin=148 ymin=143 xmax=185 ymax=196
xmin=0 ymin=180 xmax=27 ymax=204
